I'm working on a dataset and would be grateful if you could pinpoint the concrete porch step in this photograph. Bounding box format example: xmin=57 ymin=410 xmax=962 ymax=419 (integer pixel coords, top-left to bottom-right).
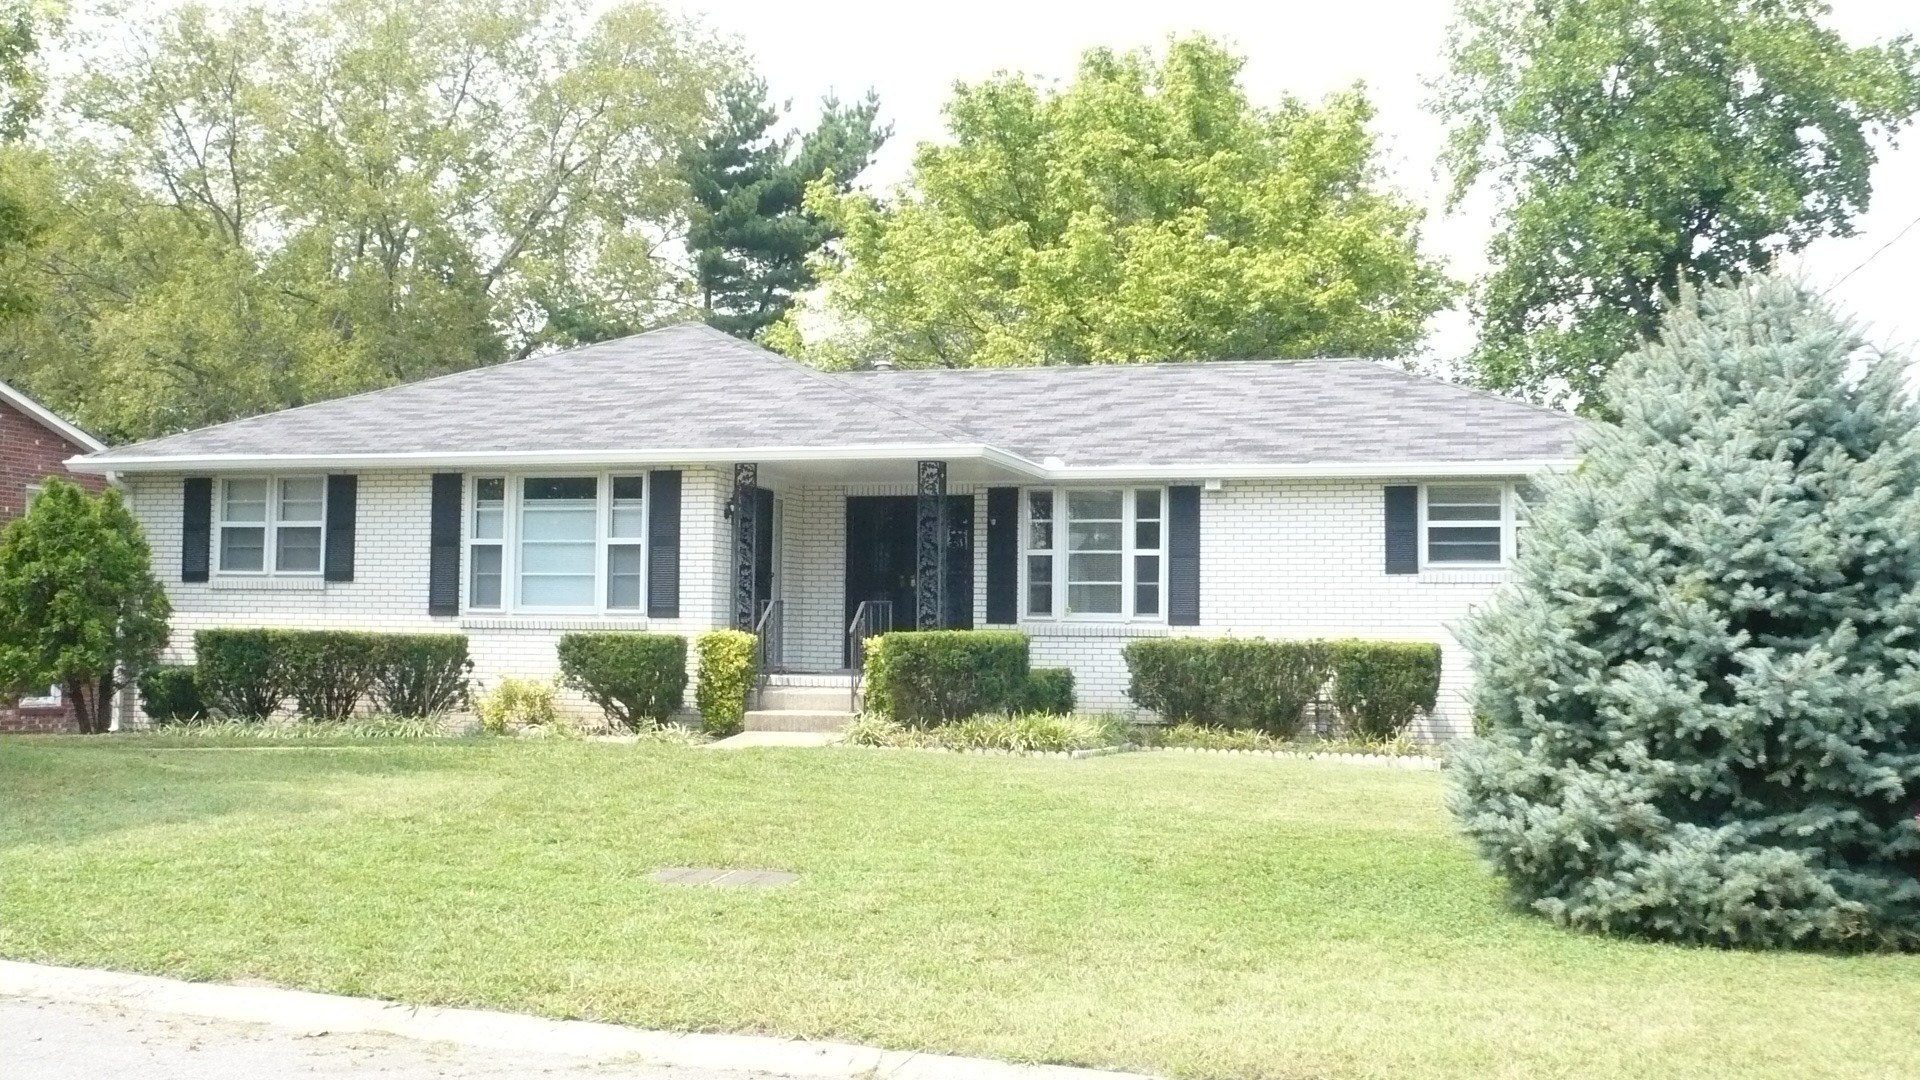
xmin=743 ymin=709 xmax=855 ymax=733
xmin=756 ymin=685 xmax=857 ymax=712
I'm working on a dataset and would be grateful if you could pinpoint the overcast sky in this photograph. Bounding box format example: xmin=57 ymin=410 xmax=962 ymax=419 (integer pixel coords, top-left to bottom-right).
xmin=679 ymin=0 xmax=1920 ymax=367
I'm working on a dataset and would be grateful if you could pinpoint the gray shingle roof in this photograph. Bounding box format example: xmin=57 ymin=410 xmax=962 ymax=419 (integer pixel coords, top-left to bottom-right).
xmin=80 ymin=322 xmax=1580 ymax=471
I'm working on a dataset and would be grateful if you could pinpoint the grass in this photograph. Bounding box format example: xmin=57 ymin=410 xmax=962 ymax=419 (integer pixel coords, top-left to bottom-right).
xmin=2 ymin=737 xmax=1916 ymax=1080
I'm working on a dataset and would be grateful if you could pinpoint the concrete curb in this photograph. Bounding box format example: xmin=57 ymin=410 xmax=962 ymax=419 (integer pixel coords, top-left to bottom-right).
xmin=0 ymin=960 xmax=1153 ymax=1080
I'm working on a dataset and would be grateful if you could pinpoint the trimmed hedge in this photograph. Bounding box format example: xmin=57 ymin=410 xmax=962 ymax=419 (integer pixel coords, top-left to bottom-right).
xmin=194 ymin=629 xmax=289 ymax=720
xmin=694 ymin=629 xmax=757 ymax=736
xmin=1124 ymin=636 xmax=1440 ymax=737
xmin=557 ymin=632 xmax=686 ymax=730
xmin=1326 ymin=639 xmax=1440 ymax=738
xmin=280 ymin=630 xmax=382 ymax=721
xmin=137 ymin=665 xmax=203 ymax=725
xmin=863 ymin=630 xmax=1029 ymax=726
xmin=369 ymin=634 xmax=471 ymax=718
xmin=192 ymin=628 xmax=471 ymax=721
xmin=1022 ymin=667 xmax=1075 ymax=715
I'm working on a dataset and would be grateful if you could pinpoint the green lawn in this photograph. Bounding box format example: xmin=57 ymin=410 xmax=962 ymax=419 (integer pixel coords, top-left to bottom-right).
xmin=2 ymin=739 xmax=1916 ymax=1080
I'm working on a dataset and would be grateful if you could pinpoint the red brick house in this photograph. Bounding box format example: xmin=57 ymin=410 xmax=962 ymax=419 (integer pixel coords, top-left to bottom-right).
xmin=0 ymin=379 xmax=106 ymax=733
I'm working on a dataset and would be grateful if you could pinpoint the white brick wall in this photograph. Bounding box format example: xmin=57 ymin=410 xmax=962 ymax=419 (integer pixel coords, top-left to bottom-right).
xmin=128 ymin=471 xmax=1507 ymax=738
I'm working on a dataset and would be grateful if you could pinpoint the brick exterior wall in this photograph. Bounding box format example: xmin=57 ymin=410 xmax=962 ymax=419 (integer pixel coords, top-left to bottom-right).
xmin=124 ymin=469 xmax=1510 ymax=739
xmin=0 ymin=395 xmax=103 ymax=734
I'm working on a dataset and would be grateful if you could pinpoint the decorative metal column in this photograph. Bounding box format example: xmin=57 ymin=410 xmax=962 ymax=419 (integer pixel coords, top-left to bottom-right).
xmin=733 ymin=463 xmax=758 ymax=630
xmin=916 ymin=460 xmax=947 ymax=630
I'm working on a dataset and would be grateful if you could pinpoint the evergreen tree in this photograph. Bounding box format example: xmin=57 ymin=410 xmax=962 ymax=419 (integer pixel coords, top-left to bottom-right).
xmin=681 ymin=78 xmax=887 ymax=338
xmin=1450 ymin=276 xmax=1920 ymax=950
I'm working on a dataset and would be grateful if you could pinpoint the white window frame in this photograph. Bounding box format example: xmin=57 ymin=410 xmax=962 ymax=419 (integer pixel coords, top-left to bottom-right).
xmin=1419 ymin=482 xmax=1527 ymax=568
xmin=214 ymin=475 xmax=327 ymax=578
xmin=1021 ymin=486 xmax=1168 ymax=622
xmin=464 ymin=471 xmax=652 ymax=615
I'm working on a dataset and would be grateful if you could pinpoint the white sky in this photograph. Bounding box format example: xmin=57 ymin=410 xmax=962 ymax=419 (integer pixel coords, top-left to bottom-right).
xmin=680 ymin=0 xmax=1920 ymax=367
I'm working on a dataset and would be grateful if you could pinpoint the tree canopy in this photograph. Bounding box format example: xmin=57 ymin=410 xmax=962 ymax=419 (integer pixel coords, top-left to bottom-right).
xmin=1451 ymin=276 xmax=1920 ymax=949
xmin=0 ymin=0 xmax=739 ymax=441
xmin=772 ymin=36 xmax=1450 ymax=369
xmin=681 ymin=78 xmax=888 ymax=339
xmin=1434 ymin=0 xmax=1920 ymax=411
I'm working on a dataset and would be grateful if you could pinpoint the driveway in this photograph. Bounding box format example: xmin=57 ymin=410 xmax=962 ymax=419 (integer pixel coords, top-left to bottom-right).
xmin=2 ymin=996 xmax=765 ymax=1080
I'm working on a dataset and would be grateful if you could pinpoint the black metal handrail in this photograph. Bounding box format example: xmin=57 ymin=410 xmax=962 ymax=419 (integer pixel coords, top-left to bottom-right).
xmin=846 ymin=599 xmax=893 ymax=712
xmin=753 ymin=598 xmax=782 ymax=706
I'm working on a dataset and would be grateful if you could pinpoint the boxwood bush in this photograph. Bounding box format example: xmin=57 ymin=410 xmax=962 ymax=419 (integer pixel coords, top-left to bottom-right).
xmin=1022 ymin=667 xmax=1075 ymax=715
xmin=862 ymin=630 xmax=1029 ymax=726
xmin=192 ymin=628 xmax=471 ymax=721
xmin=1124 ymin=636 xmax=1440 ymax=737
xmin=194 ymin=629 xmax=289 ymax=720
xmin=1327 ymin=639 xmax=1441 ymax=738
xmin=369 ymin=634 xmax=472 ymax=717
xmin=556 ymin=632 xmax=686 ymax=730
xmin=694 ymin=630 xmax=757 ymax=736
xmin=137 ymin=665 xmax=203 ymax=725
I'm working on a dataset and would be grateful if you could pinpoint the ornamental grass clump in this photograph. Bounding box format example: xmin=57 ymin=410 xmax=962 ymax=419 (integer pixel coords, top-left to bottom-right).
xmin=1449 ymin=277 xmax=1920 ymax=951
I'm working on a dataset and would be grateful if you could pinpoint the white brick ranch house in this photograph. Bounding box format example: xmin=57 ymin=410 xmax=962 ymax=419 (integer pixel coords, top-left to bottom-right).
xmin=69 ymin=322 xmax=1580 ymax=737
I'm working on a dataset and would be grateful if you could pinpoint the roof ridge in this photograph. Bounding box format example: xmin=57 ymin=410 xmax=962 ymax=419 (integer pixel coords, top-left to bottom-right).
xmin=838 ymin=356 xmax=1378 ymax=377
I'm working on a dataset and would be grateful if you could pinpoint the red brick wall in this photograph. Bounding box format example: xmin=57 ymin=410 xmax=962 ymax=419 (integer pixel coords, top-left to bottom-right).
xmin=1 ymin=395 xmax=101 ymax=734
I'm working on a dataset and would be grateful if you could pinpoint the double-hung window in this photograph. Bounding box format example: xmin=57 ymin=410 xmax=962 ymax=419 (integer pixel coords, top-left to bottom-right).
xmin=606 ymin=476 xmax=646 ymax=609
xmin=1421 ymin=483 xmax=1533 ymax=567
xmin=464 ymin=473 xmax=650 ymax=613
xmin=1024 ymin=488 xmax=1166 ymax=619
xmin=218 ymin=476 xmax=324 ymax=575
xmin=469 ymin=478 xmax=505 ymax=608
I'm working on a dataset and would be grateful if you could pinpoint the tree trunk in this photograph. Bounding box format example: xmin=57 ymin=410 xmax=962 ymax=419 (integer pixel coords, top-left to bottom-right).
xmin=65 ymin=675 xmax=114 ymax=734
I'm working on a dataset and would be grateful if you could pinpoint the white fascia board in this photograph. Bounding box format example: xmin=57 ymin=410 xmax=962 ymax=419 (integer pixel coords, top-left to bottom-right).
xmin=1041 ymin=459 xmax=1579 ymax=481
xmin=66 ymin=442 xmax=1051 ymax=477
xmin=0 ymin=380 xmax=106 ymax=453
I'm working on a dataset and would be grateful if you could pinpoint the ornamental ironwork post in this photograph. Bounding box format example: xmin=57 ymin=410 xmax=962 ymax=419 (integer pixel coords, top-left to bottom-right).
xmin=916 ymin=460 xmax=947 ymax=630
xmin=733 ymin=463 xmax=758 ymax=630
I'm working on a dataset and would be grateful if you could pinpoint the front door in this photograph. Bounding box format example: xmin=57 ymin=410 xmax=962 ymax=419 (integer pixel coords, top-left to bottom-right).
xmin=844 ymin=495 xmax=973 ymax=664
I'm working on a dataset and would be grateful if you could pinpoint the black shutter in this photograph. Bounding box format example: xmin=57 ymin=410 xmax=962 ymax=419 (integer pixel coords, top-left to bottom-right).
xmin=1384 ymin=485 xmax=1419 ymax=575
xmin=181 ymin=477 xmax=212 ymax=583
xmin=323 ymin=474 xmax=357 ymax=582
xmin=985 ymin=487 xmax=1018 ymax=624
xmin=1168 ymin=485 xmax=1200 ymax=626
xmin=647 ymin=470 xmax=681 ymax=618
xmin=428 ymin=473 xmax=462 ymax=616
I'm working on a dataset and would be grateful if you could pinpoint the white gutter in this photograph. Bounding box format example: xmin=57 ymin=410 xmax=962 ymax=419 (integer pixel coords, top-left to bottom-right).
xmin=67 ymin=444 xmax=1577 ymax=481
xmin=66 ymin=442 xmax=1052 ymax=478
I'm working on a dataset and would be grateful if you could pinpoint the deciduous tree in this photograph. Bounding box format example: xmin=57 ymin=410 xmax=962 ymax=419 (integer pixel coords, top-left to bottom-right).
xmin=0 ymin=479 xmax=170 ymax=733
xmin=1434 ymin=0 xmax=1920 ymax=411
xmin=775 ymin=36 xmax=1449 ymax=369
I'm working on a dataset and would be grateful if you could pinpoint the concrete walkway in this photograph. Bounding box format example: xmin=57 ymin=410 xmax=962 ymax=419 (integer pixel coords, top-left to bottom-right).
xmin=0 ymin=961 xmax=1151 ymax=1080
xmin=704 ymin=731 xmax=840 ymax=749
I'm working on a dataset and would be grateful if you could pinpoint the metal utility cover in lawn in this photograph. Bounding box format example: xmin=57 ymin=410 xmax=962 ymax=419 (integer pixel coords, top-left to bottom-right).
xmin=648 ymin=868 xmax=798 ymax=888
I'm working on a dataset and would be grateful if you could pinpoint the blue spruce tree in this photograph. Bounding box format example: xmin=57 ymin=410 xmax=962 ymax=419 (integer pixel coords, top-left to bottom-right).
xmin=1451 ymin=276 xmax=1920 ymax=949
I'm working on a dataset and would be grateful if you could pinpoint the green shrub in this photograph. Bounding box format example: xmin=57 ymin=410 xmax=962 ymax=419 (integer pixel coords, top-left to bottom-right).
xmin=1327 ymin=640 xmax=1441 ymax=739
xmin=556 ymin=632 xmax=686 ymax=730
xmin=1022 ymin=667 xmax=1075 ymax=715
xmin=137 ymin=665 xmax=202 ymax=725
xmin=1120 ymin=639 xmax=1216 ymax=722
xmin=694 ymin=629 xmax=757 ymax=736
xmin=474 ymin=677 xmax=561 ymax=734
xmin=843 ymin=711 xmax=1127 ymax=752
xmin=279 ymin=630 xmax=382 ymax=721
xmin=1123 ymin=637 xmax=1332 ymax=733
xmin=193 ymin=629 xmax=287 ymax=720
xmin=862 ymin=630 xmax=1029 ymax=725
xmin=369 ymin=634 xmax=471 ymax=717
